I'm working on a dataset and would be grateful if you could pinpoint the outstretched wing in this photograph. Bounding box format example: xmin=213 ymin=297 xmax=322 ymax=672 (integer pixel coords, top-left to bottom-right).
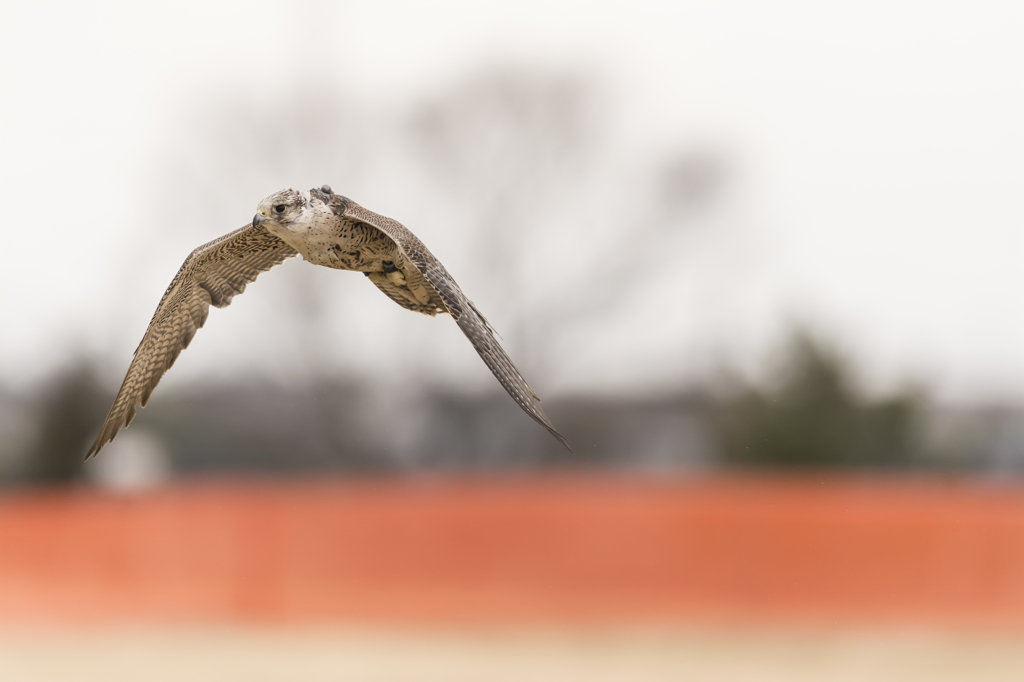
xmin=338 ymin=197 xmax=572 ymax=452
xmin=86 ymin=224 xmax=297 ymax=458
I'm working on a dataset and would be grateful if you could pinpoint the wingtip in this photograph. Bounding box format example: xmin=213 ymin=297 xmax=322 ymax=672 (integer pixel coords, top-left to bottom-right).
xmin=84 ymin=440 xmax=101 ymax=461
xmin=550 ymin=428 xmax=573 ymax=454
xmin=84 ymin=422 xmax=118 ymax=461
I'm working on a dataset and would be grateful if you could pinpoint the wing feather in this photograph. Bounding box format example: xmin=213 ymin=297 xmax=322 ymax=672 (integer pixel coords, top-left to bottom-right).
xmin=86 ymin=224 xmax=297 ymax=458
xmin=340 ymin=199 xmax=571 ymax=451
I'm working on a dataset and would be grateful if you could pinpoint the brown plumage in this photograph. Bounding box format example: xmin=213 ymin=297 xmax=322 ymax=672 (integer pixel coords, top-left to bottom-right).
xmin=87 ymin=186 xmax=570 ymax=458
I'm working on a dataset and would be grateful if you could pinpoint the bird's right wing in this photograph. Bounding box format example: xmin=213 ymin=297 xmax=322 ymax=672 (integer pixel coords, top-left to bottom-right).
xmin=86 ymin=224 xmax=297 ymax=458
xmin=338 ymin=198 xmax=572 ymax=452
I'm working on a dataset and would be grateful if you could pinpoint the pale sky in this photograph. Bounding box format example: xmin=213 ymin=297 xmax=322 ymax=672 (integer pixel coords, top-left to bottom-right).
xmin=1 ymin=1 xmax=1022 ymax=403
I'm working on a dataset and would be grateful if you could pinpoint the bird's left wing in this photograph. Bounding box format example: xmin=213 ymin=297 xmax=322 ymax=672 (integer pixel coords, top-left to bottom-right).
xmin=336 ymin=197 xmax=572 ymax=452
xmin=86 ymin=224 xmax=297 ymax=458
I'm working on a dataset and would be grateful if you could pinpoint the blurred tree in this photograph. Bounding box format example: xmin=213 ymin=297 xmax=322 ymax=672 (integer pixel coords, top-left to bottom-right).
xmin=716 ymin=330 xmax=921 ymax=468
xmin=409 ymin=67 xmax=731 ymax=379
xmin=25 ymin=361 xmax=106 ymax=483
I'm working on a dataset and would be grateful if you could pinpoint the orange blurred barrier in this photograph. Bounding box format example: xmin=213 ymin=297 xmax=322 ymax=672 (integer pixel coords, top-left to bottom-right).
xmin=2 ymin=476 xmax=1024 ymax=627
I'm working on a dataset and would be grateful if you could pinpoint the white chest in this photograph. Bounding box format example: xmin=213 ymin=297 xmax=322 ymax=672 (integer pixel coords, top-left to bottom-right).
xmin=271 ymin=211 xmax=401 ymax=272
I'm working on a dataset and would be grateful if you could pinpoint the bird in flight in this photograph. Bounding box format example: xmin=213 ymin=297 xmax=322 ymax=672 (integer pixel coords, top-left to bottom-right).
xmin=87 ymin=186 xmax=571 ymax=458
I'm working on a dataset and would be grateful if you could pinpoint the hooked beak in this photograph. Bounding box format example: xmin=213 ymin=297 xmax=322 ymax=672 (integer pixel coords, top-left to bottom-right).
xmin=252 ymin=213 xmax=266 ymax=228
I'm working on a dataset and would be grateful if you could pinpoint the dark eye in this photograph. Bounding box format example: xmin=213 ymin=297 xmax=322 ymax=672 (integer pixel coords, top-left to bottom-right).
xmin=274 ymin=204 xmax=287 ymax=214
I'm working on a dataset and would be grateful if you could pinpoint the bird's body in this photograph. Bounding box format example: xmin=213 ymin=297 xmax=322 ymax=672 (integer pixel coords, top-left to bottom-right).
xmin=87 ymin=186 xmax=570 ymax=458
xmin=264 ymin=188 xmax=447 ymax=314
xmin=269 ymin=190 xmax=401 ymax=272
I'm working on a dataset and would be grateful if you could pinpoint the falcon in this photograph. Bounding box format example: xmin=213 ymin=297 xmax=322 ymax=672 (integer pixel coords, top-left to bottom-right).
xmin=86 ymin=186 xmax=571 ymax=458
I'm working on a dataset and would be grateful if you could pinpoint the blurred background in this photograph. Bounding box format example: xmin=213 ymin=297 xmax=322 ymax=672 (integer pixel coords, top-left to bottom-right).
xmin=3 ymin=1 xmax=1024 ymax=679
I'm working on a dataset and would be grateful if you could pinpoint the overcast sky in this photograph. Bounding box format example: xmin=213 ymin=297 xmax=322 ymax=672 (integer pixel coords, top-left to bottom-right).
xmin=1 ymin=1 xmax=1022 ymax=403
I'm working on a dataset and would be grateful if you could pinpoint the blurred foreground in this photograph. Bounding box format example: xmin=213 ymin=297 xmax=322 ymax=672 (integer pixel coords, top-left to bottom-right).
xmin=4 ymin=476 xmax=1024 ymax=628
xmin=4 ymin=476 xmax=1024 ymax=681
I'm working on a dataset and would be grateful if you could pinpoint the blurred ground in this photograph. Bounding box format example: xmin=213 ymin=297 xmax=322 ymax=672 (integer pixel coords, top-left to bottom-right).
xmin=3 ymin=626 xmax=1024 ymax=682
xmin=5 ymin=476 xmax=1024 ymax=627
xmin=6 ymin=476 xmax=1024 ymax=680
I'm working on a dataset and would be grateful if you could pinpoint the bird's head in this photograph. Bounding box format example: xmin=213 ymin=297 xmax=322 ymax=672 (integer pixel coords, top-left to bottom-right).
xmin=252 ymin=188 xmax=321 ymax=233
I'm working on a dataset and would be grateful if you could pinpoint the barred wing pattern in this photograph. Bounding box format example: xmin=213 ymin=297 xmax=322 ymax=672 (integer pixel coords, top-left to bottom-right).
xmin=342 ymin=200 xmax=572 ymax=451
xmin=86 ymin=225 xmax=297 ymax=458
